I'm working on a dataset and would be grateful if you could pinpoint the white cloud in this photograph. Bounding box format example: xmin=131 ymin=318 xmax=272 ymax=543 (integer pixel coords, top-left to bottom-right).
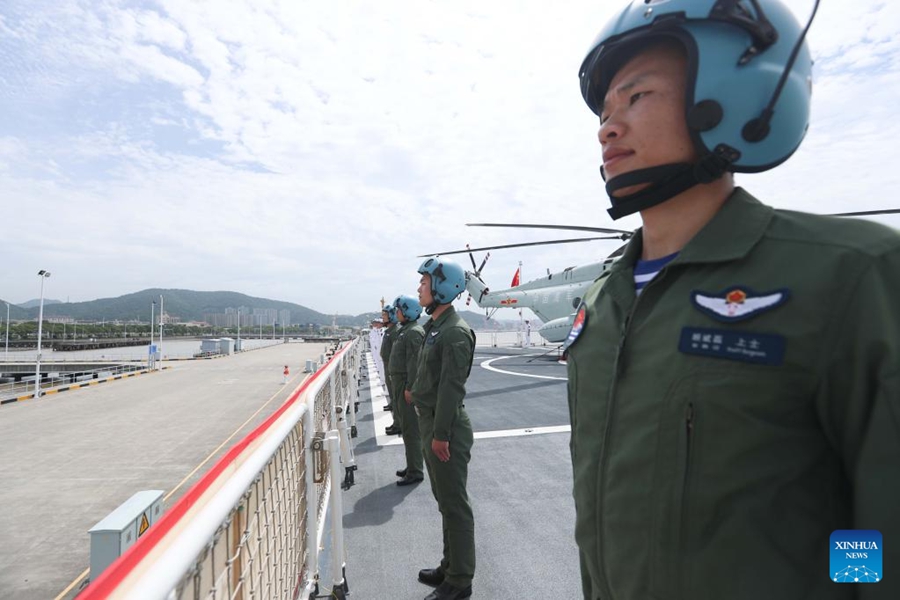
xmin=134 ymin=8 xmax=187 ymax=51
xmin=120 ymin=43 xmax=204 ymax=88
xmin=0 ymin=0 xmax=898 ymax=315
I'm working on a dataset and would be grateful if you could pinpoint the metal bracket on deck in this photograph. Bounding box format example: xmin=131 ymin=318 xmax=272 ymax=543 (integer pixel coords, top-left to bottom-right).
xmin=311 ymin=432 xmax=328 ymax=484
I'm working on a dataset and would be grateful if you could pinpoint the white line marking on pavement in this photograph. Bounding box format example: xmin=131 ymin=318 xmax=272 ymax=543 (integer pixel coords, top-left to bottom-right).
xmin=474 ymin=425 xmax=570 ymax=440
xmin=366 ymin=353 xmax=569 ymax=445
xmin=480 ymin=354 xmax=568 ymax=381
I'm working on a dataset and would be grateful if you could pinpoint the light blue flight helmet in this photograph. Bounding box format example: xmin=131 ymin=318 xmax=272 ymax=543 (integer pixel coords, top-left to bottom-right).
xmin=579 ymin=0 xmax=817 ymax=219
xmin=417 ymin=256 xmax=466 ymax=314
xmin=382 ymin=304 xmax=398 ymax=324
xmin=394 ymin=294 xmax=423 ymax=321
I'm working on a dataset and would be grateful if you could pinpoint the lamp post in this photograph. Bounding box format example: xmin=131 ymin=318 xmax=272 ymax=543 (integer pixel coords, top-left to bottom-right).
xmin=150 ymin=300 xmax=155 ymax=368
xmin=4 ymin=302 xmax=9 ymax=362
xmin=237 ymin=308 xmax=241 ymax=351
xmin=34 ymin=270 xmax=51 ymax=398
xmin=158 ymin=295 xmax=164 ymax=370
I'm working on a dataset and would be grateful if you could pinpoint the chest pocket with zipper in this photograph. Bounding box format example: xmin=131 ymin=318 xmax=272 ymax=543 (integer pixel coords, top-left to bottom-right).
xmin=648 ymin=364 xmax=821 ymax=600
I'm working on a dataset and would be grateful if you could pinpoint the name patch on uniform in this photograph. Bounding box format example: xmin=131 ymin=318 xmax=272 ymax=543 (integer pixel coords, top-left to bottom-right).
xmin=679 ymin=327 xmax=785 ymax=366
xmin=426 ymin=330 xmax=439 ymax=345
xmin=691 ymin=286 xmax=789 ymax=322
xmin=563 ymin=303 xmax=587 ymax=351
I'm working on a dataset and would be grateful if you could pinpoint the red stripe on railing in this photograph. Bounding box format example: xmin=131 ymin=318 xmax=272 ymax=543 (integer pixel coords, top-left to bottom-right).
xmin=81 ymin=343 xmax=352 ymax=597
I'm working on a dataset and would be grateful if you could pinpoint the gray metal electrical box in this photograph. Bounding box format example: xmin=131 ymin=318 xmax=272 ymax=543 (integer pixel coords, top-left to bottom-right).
xmin=218 ymin=337 xmax=235 ymax=355
xmin=88 ymin=490 xmax=164 ymax=579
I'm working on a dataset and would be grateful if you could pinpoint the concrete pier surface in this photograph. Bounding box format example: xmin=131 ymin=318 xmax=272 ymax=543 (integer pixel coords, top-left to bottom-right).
xmin=0 ymin=341 xmax=333 ymax=600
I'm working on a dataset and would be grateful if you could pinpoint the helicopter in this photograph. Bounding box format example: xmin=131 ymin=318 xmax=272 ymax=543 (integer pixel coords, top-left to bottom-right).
xmin=422 ymin=222 xmax=634 ymax=343
xmin=423 ymin=207 xmax=900 ymax=344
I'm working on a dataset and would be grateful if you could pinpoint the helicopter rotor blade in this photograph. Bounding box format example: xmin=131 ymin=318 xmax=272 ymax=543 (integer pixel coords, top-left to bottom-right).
xmin=467 ymin=222 xmax=634 ymax=236
xmin=419 ymin=236 xmax=628 ymax=257
xmin=477 ymin=252 xmax=490 ymax=275
xmin=464 ymin=245 xmax=489 ymax=281
xmin=828 ymin=208 xmax=900 ymax=217
xmin=466 ymin=244 xmax=478 ymax=271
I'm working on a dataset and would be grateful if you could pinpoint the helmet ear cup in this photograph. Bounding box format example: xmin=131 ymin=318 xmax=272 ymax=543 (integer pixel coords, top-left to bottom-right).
xmin=687 ymin=100 xmax=723 ymax=132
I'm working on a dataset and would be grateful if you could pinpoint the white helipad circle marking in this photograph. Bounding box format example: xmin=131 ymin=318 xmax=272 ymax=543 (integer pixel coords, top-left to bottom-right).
xmin=480 ymin=354 xmax=567 ymax=381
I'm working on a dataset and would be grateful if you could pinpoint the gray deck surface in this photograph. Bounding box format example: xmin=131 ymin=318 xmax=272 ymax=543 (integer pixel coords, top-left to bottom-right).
xmin=341 ymin=347 xmax=580 ymax=600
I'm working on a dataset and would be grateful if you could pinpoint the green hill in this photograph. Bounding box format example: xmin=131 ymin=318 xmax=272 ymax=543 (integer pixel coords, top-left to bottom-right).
xmin=14 ymin=289 xmax=344 ymax=326
xmin=0 ymin=300 xmax=31 ymax=321
xmin=4 ymin=289 xmax=525 ymax=329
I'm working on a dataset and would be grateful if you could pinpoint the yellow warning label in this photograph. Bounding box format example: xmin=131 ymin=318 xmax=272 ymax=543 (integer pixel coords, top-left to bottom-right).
xmin=138 ymin=513 xmax=150 ymax=537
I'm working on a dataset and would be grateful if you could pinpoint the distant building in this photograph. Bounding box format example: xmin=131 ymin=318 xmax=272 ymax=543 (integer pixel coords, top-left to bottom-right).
xmin=202 ymin=307 xmax=288 ymax=328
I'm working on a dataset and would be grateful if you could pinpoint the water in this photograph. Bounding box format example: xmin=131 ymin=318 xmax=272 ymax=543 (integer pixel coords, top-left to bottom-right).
xmin=0 ymin=338 xmax=288 ymax=363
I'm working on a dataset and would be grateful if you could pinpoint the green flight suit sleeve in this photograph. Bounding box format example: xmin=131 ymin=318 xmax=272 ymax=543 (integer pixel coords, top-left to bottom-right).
xmin=816 ymin=243 xmax=900 ymax=599
xmin=380 ymin=328 xmax=393 ymax=371
xmin=405 ymin=327 xmax=424 ymax=391
xmin=433 ymin=329 xmax=474 ymax=441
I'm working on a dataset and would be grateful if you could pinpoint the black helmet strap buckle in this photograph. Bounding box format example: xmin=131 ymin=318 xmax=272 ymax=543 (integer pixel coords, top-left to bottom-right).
xmin=605 ymin=146 xmax=737 ymax=220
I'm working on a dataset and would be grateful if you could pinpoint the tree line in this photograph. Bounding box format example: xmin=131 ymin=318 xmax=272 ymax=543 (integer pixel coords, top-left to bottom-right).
xmin=1 ymin=321 xmax=335 ymax=343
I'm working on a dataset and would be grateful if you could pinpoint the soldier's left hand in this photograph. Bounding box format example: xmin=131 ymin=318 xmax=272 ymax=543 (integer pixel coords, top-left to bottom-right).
xmin=432 ymin=439 xmax=450 ymax=462
xmin=404 ymin=390 xmax=412 ymax=404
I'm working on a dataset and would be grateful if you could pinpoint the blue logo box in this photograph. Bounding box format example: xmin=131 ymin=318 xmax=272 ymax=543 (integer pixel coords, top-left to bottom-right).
xmin=831 ymin=530 xmax=882 ymax=584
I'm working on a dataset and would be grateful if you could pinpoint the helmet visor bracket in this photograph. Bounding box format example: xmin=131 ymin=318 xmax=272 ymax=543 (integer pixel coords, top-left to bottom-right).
xmin=708 ymin=0 xmax=778 ymax=65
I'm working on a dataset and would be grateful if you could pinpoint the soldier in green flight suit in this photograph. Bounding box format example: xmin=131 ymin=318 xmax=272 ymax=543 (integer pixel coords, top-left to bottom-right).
xmin=411 ymin=257 xmax=476 ymax=600
xmin=380 ymin=305 xmax=401 ymax=436
xmin=389 ymin=294 xmax=426 ymax=486
xmin=567 ymin=1 xmax=900 ymax=599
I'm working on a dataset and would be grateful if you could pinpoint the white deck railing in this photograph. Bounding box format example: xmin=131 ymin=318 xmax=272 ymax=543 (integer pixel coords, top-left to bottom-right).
xmin=79 ymin=338 xmax=361 ymax=600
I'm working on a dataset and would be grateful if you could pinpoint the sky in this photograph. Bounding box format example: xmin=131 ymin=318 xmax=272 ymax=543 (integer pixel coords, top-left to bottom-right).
xmin=1 ymin=0 xmax=898 ymax=316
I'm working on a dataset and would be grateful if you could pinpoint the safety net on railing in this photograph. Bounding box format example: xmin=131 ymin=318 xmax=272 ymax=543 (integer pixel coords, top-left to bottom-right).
xmin=79 ymin=338 xmax=361 ymax=600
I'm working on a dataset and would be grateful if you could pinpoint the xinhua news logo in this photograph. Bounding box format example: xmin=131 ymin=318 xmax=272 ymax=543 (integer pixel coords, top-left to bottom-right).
xmin=831 ymin=530 xmax=882 ymax=584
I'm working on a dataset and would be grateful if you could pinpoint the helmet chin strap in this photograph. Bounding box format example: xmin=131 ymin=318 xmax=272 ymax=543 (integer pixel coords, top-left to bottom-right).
xmin=424 ymin=300 xmax=440 ymax=315
xmin=604 ymin=148 xmax=736 ymax=220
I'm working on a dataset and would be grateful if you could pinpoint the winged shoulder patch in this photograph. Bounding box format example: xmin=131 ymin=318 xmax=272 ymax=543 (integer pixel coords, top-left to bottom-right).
xmin=691 ymin=287 xmax=790 ymax=322
xmin=563 ymin=303 xmax=588 ymax=351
